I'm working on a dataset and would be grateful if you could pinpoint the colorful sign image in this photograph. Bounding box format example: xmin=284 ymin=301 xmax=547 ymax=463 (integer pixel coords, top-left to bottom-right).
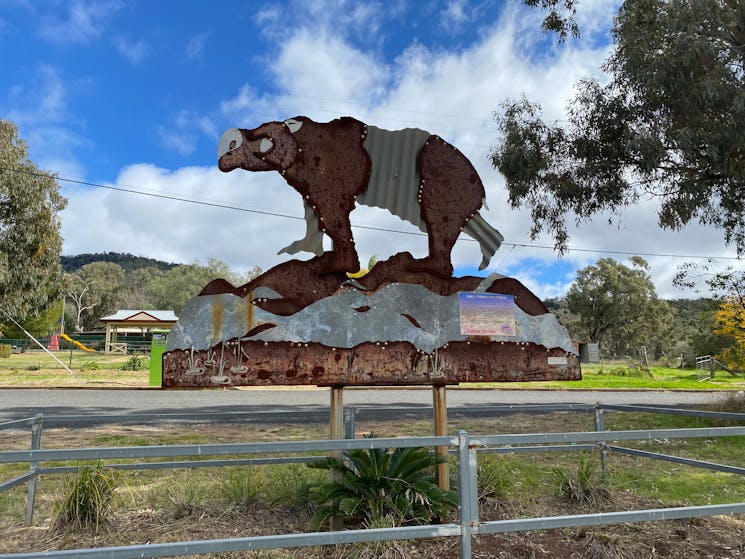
xmin=459 ymin=293 xmax=516 ymax=336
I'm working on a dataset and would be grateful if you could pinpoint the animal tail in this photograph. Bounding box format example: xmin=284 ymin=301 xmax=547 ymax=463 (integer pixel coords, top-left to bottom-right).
xmin=463 ymin=213 xmax=504 ymax=270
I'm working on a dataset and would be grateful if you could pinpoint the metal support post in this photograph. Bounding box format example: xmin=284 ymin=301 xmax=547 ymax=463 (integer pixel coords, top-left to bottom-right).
xmin=457 ymin=429 xmax=476 ymax=559
xmin=594 ymin=403 xmax=607 ymax=473
xmin=329 ymin=386 xmax=345 ymax=531
xmin=433 ymin=384 xmax=449 ymax=490
xmin=25 ymin=414 xmax=43 ymax=526
xmin=343 ymin=406 xmax=356 ymax=440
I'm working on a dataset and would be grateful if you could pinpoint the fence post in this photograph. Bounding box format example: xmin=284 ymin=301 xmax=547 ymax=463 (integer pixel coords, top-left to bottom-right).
xmin=343 ymin=406 xmax=356 ymax=440
xmin=594 ymin=403 xmax=607 ymax=473
xmin=457 ymin=429 xmax=475 ymax=559
xmin=25 ymin=414 xmax=43 ymax=526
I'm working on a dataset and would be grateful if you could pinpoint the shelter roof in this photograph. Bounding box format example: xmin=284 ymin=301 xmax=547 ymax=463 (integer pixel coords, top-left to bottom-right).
xmin=99 ymin=310 xmax=178 ymax=323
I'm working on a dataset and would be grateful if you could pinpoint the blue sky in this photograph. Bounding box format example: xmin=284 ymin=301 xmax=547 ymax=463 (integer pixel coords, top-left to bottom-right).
xmin=1 ymin=0 xmax=740 ymax=299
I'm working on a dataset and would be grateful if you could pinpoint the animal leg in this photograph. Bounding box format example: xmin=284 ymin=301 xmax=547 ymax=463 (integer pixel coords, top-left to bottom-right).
xmin=412 ymin=135 xmax=485 ymax=278
xmin=318 ymin=209 xmax=360 ymax=274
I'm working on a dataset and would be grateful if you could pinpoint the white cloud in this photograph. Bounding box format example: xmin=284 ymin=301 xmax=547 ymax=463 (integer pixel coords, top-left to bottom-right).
xmin=185 ymin=32 xmax=209 ymax=62
xmin=158 ymin=110 xmax=220 ymax=157
xmin=574 ymin=0 xmax=622 ymax=41
xmin=38 ymin=0 xmax=126 ymax=45
xmin=252 ymin=0 xmax=395 ymax=52
xmin=61 ymin=164 xmax=312 ymax=274
xmin=24 ymin=126 xmax=91 ymax=176
xmin=271 ymin=29 xmax=389 ymax=104
xmin=113 ymin=35 xmax=147 ymax=65
xmin=57 ymin=1 xmax=743 ymax=300
xmin=6 ymin=65 xmax=67 ymax=125
xmin=2 ymin=65 xmax=91 ymax=177
xmin=440 ymin=0 xmax=472 ymax=34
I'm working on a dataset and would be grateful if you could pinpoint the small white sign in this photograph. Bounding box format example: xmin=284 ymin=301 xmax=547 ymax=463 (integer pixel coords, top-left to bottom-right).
xmin=547 ymin=356 xmax=568 ymax=366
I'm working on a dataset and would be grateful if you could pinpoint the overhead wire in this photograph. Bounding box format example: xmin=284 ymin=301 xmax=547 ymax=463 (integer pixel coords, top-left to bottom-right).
xmin=1 ymin=165 xmax=741 ymax=262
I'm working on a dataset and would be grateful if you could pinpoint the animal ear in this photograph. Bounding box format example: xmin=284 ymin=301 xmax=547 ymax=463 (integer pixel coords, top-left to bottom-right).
xmin=284 ymin=118 xmax=303 ymax=133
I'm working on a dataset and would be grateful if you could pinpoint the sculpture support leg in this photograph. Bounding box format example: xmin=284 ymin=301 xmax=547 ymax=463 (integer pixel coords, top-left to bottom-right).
xmin=433 ymin=384 xmax=449 ymax=491
xmin=329 ymin=386 xmax=345 ymax=531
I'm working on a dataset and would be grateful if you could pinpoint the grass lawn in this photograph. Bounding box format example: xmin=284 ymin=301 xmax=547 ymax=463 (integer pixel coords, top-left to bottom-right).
xmin=465 ymin=362 xmax=745 ymax=390
xmin=0 ymin=350 xmax=150 ymax=387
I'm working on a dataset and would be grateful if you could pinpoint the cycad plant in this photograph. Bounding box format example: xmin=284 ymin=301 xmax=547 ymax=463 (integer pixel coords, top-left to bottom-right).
xmin=308 ymin=440 xmax=457 ymax=530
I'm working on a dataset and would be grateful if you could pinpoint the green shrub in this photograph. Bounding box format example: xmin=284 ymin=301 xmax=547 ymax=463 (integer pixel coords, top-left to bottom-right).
xmin=80 ymin=360 xmax=100 ymax=371
xmin=477 ymin=456 xmax=514 ymax=502
xmin=601 ymin=362 xmax=652 ymax=377
xmin=552 ymin=453 xmax=610 ymax=507
xmin=308 ymin=436 xmax=457 ymax=530
xmin=0 ymin=345 xmax=10 ymax=358
xmin=711 ymin=391 xmax=745 ymax=416
xmin=165 ymin=479 xmax=209 ymax=519
xmin=656 ymin=355 xmax=671 ymax=368
xmin=220 ymin=468 xmax=261 ymax=511
xmin=52 ymin=463 xmax=117 ymax=531
xmin=348 ymin=514 xmax=413 ymax=558
xmin=120 ymin=355 xmax=147 ymax=371
xmin=625 ymin=362 xmax=652 ymax=377
xmin=263 ymin=463 xmax=323 ymax=510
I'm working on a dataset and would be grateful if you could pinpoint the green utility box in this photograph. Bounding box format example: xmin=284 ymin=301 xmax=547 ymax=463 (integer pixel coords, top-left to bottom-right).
xmin=149 ymin=333 xmax=167 ymax=387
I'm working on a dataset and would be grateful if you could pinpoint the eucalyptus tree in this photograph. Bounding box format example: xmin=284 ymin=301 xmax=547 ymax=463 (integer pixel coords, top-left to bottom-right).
xmin=494 ymin=1 xmax=745 ymax=254
xmin=0 ymin=120 xmax=66 ymax=319
xmin=145 ymin=259 xmax=260 ymax=315
xmin=65 ymin=262 xmax=125 ymax=331
xmin=565 ymin=257 xmax=673 ymax=357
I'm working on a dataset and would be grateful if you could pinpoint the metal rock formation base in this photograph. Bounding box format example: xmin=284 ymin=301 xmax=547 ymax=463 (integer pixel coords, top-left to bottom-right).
xmin=162 ymin=253 xmax=580 ymax=388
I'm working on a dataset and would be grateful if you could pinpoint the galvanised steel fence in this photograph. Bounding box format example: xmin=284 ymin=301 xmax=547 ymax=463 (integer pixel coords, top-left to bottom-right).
xmin=0 ymin=403 xmax=744 ymax=558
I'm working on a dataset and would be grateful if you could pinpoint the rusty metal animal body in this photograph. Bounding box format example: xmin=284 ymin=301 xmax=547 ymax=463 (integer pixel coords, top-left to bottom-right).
xmin=218 ymin=116 xmax=502 ymax=277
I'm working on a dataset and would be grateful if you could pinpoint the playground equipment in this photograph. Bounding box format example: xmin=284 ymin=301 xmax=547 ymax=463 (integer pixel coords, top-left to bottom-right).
xmin=60 ymin=333 xmax=95 ymax=352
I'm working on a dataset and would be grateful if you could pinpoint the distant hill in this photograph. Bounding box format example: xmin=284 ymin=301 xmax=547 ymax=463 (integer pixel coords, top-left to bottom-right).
xmin=61 ymin=252 xmax=179 ymax=273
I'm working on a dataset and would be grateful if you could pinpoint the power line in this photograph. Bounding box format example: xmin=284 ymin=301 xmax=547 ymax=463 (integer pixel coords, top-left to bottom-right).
xmin=2 ymin=166 xmax=741 ymax=262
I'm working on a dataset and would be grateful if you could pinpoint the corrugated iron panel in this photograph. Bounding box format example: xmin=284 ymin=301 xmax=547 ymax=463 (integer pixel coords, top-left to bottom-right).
xmin=358 ymin=125 xmax=431 ymax=230
xmin=463 ymin=213 xmax=504 ymax=270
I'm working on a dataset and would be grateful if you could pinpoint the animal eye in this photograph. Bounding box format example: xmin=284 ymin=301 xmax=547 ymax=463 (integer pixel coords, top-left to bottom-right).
xmin=259 ymin=138 xmax=274 ymax=153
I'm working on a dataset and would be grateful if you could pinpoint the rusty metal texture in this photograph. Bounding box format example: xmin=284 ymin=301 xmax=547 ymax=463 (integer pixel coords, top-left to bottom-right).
xmin=415 ymin=135 xmax=486 ymax=277
xmin=217 ymin=116 xmax=503 ymax=277
xmin=200 ymin=252 xmax=347 ymax=316
xmin=162 ymin=340 xmax=580 ymax=388
xmin=200 ymin=252 xmax=547 ymax=319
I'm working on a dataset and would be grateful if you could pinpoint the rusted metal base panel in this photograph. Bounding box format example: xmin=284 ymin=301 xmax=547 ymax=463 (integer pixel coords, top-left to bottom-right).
xmin=162 ymin=340 xmax=580 ymax=388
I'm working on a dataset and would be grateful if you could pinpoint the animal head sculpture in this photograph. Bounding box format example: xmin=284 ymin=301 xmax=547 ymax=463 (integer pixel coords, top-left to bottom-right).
xmin=218 ymin=116 xmax=503 ymax=277
xmin=218 ymin=119 xmax=302 ymax=173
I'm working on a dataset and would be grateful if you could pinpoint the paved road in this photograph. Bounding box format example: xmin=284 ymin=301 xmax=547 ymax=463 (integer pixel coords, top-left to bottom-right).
xmin=0 ymin=388 xmax=725 ymax=426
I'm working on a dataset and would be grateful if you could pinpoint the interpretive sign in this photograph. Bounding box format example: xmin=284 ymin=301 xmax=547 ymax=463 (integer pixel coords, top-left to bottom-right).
xmin=459 ymin=293 xmax=516 ymax=336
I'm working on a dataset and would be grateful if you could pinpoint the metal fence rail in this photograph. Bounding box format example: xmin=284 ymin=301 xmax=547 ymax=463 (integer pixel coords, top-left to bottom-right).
xmin=0 ymin=403 xmax=743 ymax=559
